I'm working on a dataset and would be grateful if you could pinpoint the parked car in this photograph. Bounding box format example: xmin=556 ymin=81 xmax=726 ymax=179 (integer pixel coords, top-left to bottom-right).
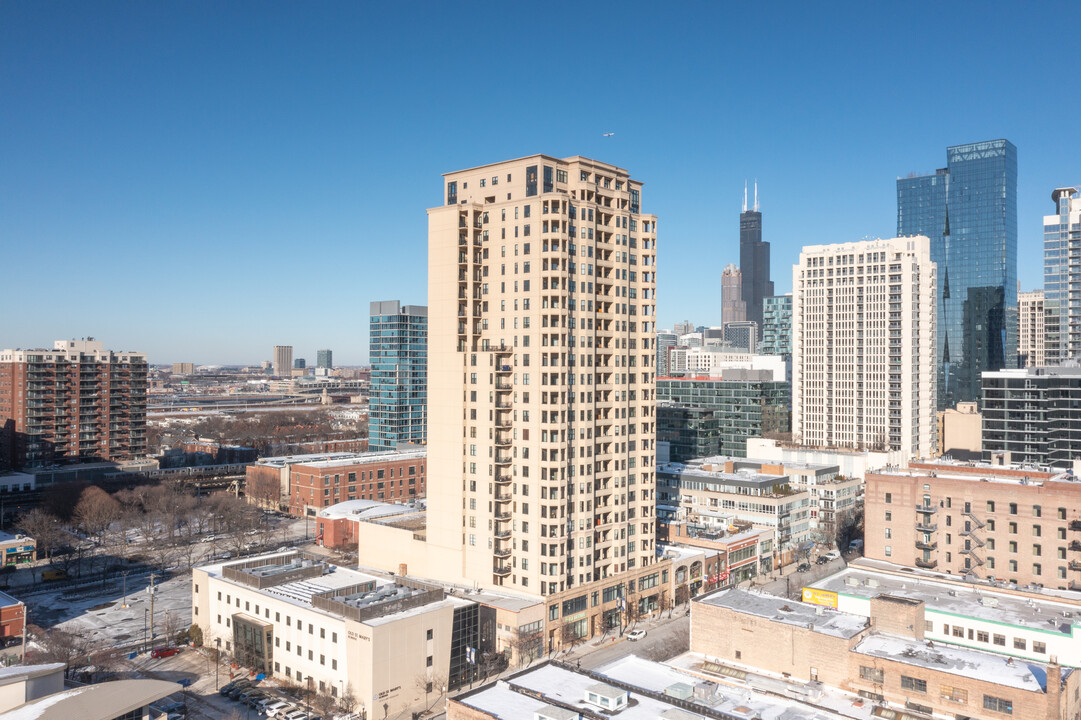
xmin=815 ymin=556 xmax=830 ymax=565
xmin=281 ymin=710 xmax=310 ymax=720
xmin=626 ymin=629 xmax=647 ymax=641
xmin=152 ymin=700 xmax=184 ymax=715
xmin=221 ymin=679 xmax=252 ymax=697
xmin=42 ymin=569 xmax=68 ymax=582
xmin=263 ymin=700 xmax=293 ymax=717
xmin=824 ymin=550 xmax=841 ymax=562
xmin=150 ymin=646 xmax=181 ymax=659
xmin=797 ymin=562 xmax=811 ymax=573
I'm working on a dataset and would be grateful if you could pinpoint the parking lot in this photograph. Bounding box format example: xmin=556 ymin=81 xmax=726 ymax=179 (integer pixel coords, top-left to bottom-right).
xmin=129 ymin=647 xmax=360 ymax=720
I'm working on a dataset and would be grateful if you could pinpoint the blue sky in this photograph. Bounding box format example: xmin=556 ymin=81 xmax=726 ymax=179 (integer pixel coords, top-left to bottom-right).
xmin=2 ymin=2 xmax=1078 ymax=365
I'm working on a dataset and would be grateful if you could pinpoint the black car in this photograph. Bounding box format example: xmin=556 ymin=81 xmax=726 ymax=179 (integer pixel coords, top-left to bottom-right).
xmin=796 ymin=562 xmax=811 ymax=573
xmin=815 ymin=556 xmax=829 ymax=565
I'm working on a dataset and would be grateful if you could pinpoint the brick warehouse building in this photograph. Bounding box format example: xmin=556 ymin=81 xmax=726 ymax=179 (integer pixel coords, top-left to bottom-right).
xmin=863 ymin=459 xmax=1081 ymax=589
xmin=0 ymin=339 xmax=148 ymax=470
xmin=287 ymin=450 xmax=426 ymax=516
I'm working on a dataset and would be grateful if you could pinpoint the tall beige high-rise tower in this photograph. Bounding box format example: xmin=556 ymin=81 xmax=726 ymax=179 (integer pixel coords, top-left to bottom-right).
xmin=426 ymin=155 xmax=659 ymax=597
xmin=793 ymin=236 xmax=937 ymax=460
xmin=1018 ymin=289 xmax=1046 ymax=367
xmin=273 ymin=345 xmax=293 ymax=377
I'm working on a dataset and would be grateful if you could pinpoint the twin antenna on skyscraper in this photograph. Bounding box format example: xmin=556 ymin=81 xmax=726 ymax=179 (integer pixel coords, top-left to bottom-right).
xmin=742 ymin=181 xmax=760 ymax=212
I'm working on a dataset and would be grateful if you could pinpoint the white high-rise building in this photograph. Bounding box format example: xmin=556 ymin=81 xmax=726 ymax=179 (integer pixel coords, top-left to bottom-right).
xmin=793 ymin=236 xmax=937 ymax=459
xmin=1044 ymin=187 xmax=1081 ymax=361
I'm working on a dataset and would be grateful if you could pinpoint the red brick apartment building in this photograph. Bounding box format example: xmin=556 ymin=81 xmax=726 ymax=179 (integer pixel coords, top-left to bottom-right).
xmin=865 ymin=459 xmax=1081 ymax=589
xmin=288 ymin=450 xmax=426 ymax=516
xmin=0 ymin=340 xmax=148 ymax=469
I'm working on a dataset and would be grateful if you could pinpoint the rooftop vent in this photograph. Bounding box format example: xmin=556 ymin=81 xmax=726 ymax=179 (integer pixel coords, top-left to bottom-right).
xmin=584 ymin=683 xmax=628 ymax=712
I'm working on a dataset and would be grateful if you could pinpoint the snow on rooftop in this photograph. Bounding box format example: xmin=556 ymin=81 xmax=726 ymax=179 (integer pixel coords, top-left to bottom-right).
xmin=853 ymin=634 xmax=1068 ymax=692
xmin=810 ymin=567 xmax=1081 ymax=634
xmin=698 ymin=588 xmax=869 ymax=639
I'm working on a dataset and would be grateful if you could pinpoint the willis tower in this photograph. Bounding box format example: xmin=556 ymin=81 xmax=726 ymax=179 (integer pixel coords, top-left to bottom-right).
xmin=740 ymin=182 xmax=773 ymax=328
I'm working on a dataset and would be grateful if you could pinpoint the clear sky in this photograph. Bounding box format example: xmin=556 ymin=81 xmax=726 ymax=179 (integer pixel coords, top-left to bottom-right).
xmin=3 ymin=2 xmax=1078 ymax=365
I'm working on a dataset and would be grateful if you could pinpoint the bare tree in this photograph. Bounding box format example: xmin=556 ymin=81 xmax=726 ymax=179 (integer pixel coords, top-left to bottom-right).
xmin=17 ymin=509 xmax=64 ymax=563
xmin=73 ymin=486 xmax=122 ymax=545
xmin=28 ymin=625 xmax=94 ymax=677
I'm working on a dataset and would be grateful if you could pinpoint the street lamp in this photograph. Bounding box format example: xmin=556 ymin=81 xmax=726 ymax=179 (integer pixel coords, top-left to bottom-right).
xmin=306 ymin=676 xmax=313 ymax=719
xmin=215 ymin=638 xmax=222 ymax=689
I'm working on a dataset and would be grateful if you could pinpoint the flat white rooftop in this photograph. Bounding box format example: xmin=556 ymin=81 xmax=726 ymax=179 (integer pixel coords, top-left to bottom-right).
xmin=853 ymin=634 xmax=1068 ymax=692
xmin=809 ymin=566 xmax=1081 ymax=635
xmin=697 ymin=588 xmax=869 ymax=639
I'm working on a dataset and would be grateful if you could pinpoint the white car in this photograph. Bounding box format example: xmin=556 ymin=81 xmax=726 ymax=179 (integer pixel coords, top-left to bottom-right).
xmin=281 ymin=710 xmax=309 ymax=720
xmin=264 ymin=702 xmax=294 ymax=718
xmin=626 ymin=629 xmax=647 ymax=641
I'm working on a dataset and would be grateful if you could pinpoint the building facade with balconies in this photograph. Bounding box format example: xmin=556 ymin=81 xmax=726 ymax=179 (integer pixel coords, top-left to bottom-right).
xmin=792 ymin=237 xmax=937 ymax=460
xmin=0 ymin=339 xmax=148 ymax=470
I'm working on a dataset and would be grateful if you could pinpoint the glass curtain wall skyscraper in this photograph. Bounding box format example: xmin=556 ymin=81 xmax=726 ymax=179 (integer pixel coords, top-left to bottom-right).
xmin=369 ymin=301 xmax=427 ymax=449
xmin=1044 ymin=187 xmax=1081 ymax=361
xmin=897 ymin=139 xmax=1017 ymax=409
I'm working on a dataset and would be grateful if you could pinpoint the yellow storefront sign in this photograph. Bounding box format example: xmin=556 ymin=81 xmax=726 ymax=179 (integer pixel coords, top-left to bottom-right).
xmin=801 ymin=587 xmax=838 ymax=609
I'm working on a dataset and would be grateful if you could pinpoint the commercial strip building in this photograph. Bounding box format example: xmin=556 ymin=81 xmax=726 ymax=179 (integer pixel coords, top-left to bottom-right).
xmin=982 ymin=366 xmax=1081 ymax=469
xmin=863 ymin=459 xmax=1081 ymax=588
xmin=657 ymin=457 xmax=810 ymax=562
xmin=657 ymin=373 xmax=790 ymax=460
xmin=792 ymin=236 xmax=938 ymax=460
xmin=0 ymin=589 xmax=26 ymax=646
xmin=692 ymin=585 xmax=1078 ymax=720
xmin=369 ymin=300 xmax=428 ymax=450
xmin=804 ymin=561 xmax=1081 ymax=667
xmin=192 ymin=550 xmax=480 ymax=719
xmin=0 ymin=663 xmax=181 ymax=720
xmin=448 ymin=654 xmax=852 ymax=720
xmin=0 ymin=531 xmax=36 ymax=565
xmin=0 ymin=339 xmax=148 ymax=470
xmin=897 ymin=139 xmax=1019 ymax=408
xmin=1043 ymin=187 xmax=1081 ymax=362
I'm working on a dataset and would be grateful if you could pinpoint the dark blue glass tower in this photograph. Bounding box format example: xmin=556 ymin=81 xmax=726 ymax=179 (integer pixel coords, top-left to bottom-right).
xmin=897 ymin=140 xmax=1017 ymax=409
xmin=369 ymin=300 xmax=428 ymax=449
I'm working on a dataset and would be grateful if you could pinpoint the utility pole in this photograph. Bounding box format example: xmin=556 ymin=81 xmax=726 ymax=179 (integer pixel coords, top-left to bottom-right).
xmin=148 ymin=572 xmax=157 ymax=649
xmin=121 ymin=570 xmax=130 ymax=609
xmin=20 ymin=605 xmax=28 ymax=664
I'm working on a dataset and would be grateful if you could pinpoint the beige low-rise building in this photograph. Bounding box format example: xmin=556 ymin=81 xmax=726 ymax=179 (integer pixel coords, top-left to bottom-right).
xmin=937 ymin=401 xmax=982 ymax=460
xmin=657 ymin=457 xmax=809 ymax=563
xmin=692 ymin=586 xmax=1080 ymax=720
xmin=192 ymin=550 xmax=481 ymax=719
